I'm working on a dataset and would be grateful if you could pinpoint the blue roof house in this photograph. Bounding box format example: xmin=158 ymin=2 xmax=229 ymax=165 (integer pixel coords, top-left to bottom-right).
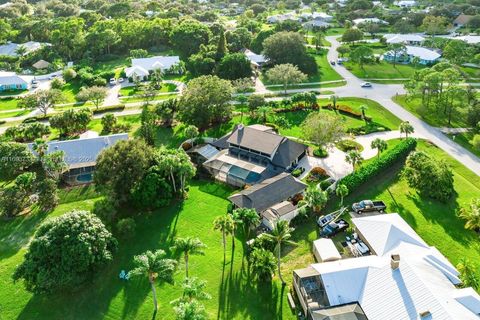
xmin=28 ymin=133 xmax=128 ymax=185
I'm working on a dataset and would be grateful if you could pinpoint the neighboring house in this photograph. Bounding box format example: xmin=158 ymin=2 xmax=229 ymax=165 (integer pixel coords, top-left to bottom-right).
xmin=450 ymin=35 xmax=480 ymax=44
xmin=28 ymin=133 xmax=128 ymax=185
xmin=0 ymin=71 xmax=29 ymax=91
xmin=229 ymin=172 xmax=306 ymax=216
xmin=353 ymin=18 xmax=389 ymax=26
xmin=125 ymin=56 xmax=181 ymax=80
xmin=383 ymin=45 xmax=441 ymax=65
xmin=266 ymin=12 xmax=299 ymax=24
xmin=453 ymin=14 xmax=473 ymax=27
xmin=383 ymin=33 xmax=425 ymax=45
xmin=0 ymin=41 xmax=48 ymax=57
xmin=204 ymin=124 xmax=308 ymax=187
xmin=300 ymin=12 xmax=333 ymax=22
xmin=394 ymin=0 xmax=416 ymax=8
xmin=244 ymin=49 xmax=267 ymax=69
xmin=293 ymin=213 xmax=480 ymax=320
xmin=303 ymin=20 xmax=331 ymax=30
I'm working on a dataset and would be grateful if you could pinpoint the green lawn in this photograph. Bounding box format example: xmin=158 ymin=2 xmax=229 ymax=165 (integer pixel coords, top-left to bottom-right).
xmin=0 ymin=97 xmax=20 ymax=111
xmin=446 ymin=131 xmax=480 ymax=158
xmin=345 ymin=61 xmax=424 ymax=79
xmin=393 ymin=95 xmax=468 ymax=128
xmin=0 ymin=109 xmax=29 ymax=119
xmin=0 ymin=181 xmax=294 ymax=320
xmin=60 ymin=81 xmax=83 ymax=103
xmin=119 ymin=83 xmax=177 ymax=97
xmin=120 ymin=93 xmax=178 ymax=103
xmin=325 ymin=27 xmax=345 ymax=36
xmin=460 ymin=66 xmax=480 ymax=80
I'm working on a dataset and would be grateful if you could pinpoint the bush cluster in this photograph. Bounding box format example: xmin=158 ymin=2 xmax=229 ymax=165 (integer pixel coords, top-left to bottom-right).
xmin=340 ymin=138 xmax=417 ymax=190
xmin=336 ymin=139 xmax=364 ymax=152
xmin=92 ymin=104 xmax=125 ymax=115
xmin=322 ymin=104 xmax=372 ymax=121
xmin=313 ymin=147 xmax=329 ymax=158
xmin=306 ymin=167 xmax=329 ymax=183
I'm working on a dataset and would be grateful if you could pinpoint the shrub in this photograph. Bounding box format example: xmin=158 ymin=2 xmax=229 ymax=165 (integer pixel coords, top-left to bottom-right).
xmin=471 ymin=134 xmax=480 ymax=151
xmin=291 ymin=168 xmax=304 ymax=177
xmin=91 ymin=104 xmax=125 ymax=115
xmin=116 ymin=218 xmax=136 ymax=239
xmin=336 ymin=139 xmax=364 ymax=152
xmin=320 ymin=179 xmax=333 ymax=191
xmin=4 ymin=122 xmax=50 ymax=142
xmin=92 ymin=198 xmax=117 ymax=226
xmin=322 ymin=104 xmax=372 ymax=121
xmin=22 ymin=115 xmax=50 ymax=123
xmin=347 ymin=123 xmax=388 ymax=135
xmin=63 ymin=68 xmax=77 ymax=82
xmin=182 ymin=142 xmax=192 ymax=151
xmin=340 ymin=138 xmax=417 ymax=190
xmin=313 ymin=147 xmax=329 ymax=158
xmin=306 ymin=167 xmax=329 ymax=183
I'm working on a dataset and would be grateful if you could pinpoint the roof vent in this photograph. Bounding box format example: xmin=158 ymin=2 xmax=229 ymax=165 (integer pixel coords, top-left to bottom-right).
xmin=391 ymin=254 xmax=400 ymax=270
xmin=419 ymin=310 xmax=431 ymax=319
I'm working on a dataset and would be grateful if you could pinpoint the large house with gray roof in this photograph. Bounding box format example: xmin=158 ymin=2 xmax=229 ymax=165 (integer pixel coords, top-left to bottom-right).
xmin=28 ymin=133 xmax=128 ymax=185
xmin=203 ymin=124 xmax=308 ymax=187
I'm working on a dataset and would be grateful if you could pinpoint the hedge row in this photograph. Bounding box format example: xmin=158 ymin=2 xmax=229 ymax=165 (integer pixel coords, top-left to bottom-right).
xmin=91 ymin=104 xmax=126 ymax=115
xmin=22 ymin=115 xmax=50 ymax=123
xmin=322 ymin=104 xmax=372 ymax=122
xmin=339 ymin=138 xmax=417 ymax=190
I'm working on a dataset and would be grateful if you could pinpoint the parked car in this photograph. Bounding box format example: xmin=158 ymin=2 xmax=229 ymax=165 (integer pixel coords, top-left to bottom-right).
xmin=118 ymin=77 xmax=124 ymax=83
xmin=330 ymin=60 xmax=336 ymax=66
xmin=361 ymin=82 xmax=372 ymax=88
xmin=31 ymin=79 xmax=39 ymax=88
xmin=109 ymin=78 xmax=116 ymax=85
xmin=320 ymin=219 xmax=349 ymax=238
xmin=48 ymin=74 xmax=57 ymax=80
xmin=352 ymin=200 xmax=386 ymax=214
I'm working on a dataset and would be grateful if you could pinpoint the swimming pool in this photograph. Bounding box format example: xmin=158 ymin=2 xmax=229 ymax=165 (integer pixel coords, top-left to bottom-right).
xmin=76 ymin=173 xmax=93 ymax=183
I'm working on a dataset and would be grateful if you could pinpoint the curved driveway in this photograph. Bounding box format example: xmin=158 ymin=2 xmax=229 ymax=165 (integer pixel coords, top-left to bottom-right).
xmin=326 ymin=36 xmax=480 ymax=177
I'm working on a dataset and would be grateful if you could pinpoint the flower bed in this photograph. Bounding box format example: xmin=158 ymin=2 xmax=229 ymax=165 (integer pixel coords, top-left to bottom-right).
xmin=306 ymin=166 xmax=330 ymax=183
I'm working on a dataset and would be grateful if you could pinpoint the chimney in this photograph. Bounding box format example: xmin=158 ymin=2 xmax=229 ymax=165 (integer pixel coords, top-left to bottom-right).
xmin=419 ymin=311 xmax=431 ymax=319
xmin=391 ymin=254 xmax=400 ymax=270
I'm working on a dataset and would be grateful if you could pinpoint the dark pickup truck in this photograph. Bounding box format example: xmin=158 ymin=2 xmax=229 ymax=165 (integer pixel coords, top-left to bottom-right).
xmin=352 ymin=200 xmax=386 ymax=214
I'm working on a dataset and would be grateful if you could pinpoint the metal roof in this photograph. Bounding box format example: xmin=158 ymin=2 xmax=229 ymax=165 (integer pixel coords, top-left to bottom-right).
xmin=227 ymin=126 xmax=284 ymax=156
xmin=28 ymin=133 xmax=128 ymax=169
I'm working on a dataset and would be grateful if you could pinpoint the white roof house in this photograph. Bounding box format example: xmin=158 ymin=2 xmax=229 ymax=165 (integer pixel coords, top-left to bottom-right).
xmin=452 ymin=35 xmax=480 ymax=45
xmin=353 ymin=18 xmax=389 ymax=26
xmin=0 ymin=41 xmax=48 ymax=57
xmin=383 ymin=33 xmax=425 ymax=45
xmin=244 ymin=49 xmax=266 ymax=67
xmin=125 ymin=56 xmax=180 ymax=78
xmin=394 ymin=0 xmax=417 ymax=7
xmin=383 ymin=45 xmax=441 ymax=64
xmin=295 ymin=214 xmax=480 ymax=320
xmin=266 ymin=12 xmax=299 ymax=24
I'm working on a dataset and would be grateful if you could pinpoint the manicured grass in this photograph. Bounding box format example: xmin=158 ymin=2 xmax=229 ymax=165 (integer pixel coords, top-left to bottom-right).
xmin=446 ymin=131 xmax=480 ymax=158
xmin=61 ymin=81 xmax=83 ymax=103
xmin=460 ymin=66 xmax=480 ymax=80
xmin=0 ymin=89 xmax=27 ymax=97
xmin=0 ymin=97 xmax=20 ymax=111
xmin=0 ymin=109 xmax=29 ymax=119
xmin=345 ymin=61 xmax=424 ymax=79
xmin=0 ymin=181 xmax=294 ymax=319
xmin=119 ymin=83 xmax=177 ymax=97
xmin=393 ymin=95 xmax=468 ymax=128
xmin=325 ymin=27 xmax=345 ymax=36
xmin=119 ymin=93 xmax=178 ymax=103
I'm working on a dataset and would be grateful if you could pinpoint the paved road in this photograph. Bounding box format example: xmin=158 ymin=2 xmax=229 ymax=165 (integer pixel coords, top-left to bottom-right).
xmin=325 ymin=35 xmax=480 ymax=177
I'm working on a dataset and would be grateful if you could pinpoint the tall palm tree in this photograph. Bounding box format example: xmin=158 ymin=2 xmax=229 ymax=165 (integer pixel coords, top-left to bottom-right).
xmin=233 ymin=208 xmax=260 ymax=246
xmin=359 ymin=105 xmax=368 ymax=124
xmin=129 ymin=250 xmax=177 ymax=317
xmin=335 ymin=184 xmax=349 ymax=207
xmin=249 ymin=248 xmax=276 ymax=281
xmin=213 ymin=214 xmax=234 ymax=260
xmin=399 ymin=121 xmax=414 ymax=138
xmin=345 ymin=150 xmax=364 ymax=170
xmin=263 ymin=220 xmax=296 ymax=285
xmin=172 ymin=237 xmax=207 ymax=277
xmin=371 ymin=138 xmax=388 ymax=158
xmin=458 ymin=199 xmax=480 ymax=231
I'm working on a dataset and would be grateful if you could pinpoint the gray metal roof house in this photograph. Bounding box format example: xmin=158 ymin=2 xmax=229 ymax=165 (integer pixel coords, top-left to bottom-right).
xmin=205 ymin=124 xmax=307 ymax=187
xmin=228 ymin=173 xmax=307 ymax=212
xmin=28 ymin=133 xmax=128 ymax=184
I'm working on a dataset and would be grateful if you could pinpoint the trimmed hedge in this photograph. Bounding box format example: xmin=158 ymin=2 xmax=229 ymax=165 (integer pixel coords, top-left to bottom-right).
xmin=339 ymin=138 xmax=417 ymax=190
xmin=92 ymin=104 xmax=125 ymax=115
xmin=22 ymin=115 xmax=50 ymax=123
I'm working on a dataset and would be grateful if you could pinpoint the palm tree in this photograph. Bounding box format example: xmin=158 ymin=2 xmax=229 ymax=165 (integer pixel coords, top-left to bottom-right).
xmin=237 ymin=94 xmax=248 ymax=122
xmin=335 ymin=184 xmax=349 ymax=207
xmin=388 ymin=43 xmax=406 ymax=68
xmin=458 ymin=199 xmax=480 ymax=231
xmin=232 ymin=208 xmax=260 ymax=246
xmin=399 ymin=121 xmax=414 ymax=138
xmin=411 ymin=56 xmax=420 ymax=69
xmin=172 ymin=299 xmax=208 ymax=320
xmin=15 ymin=45 xmax=27 ymax=57
xmin=249 ymin=248 xmax=276 ymax=281
xmin=359 ymin=105 xmax=368 ymax=124
xmin=345 ymin=150 xmax=364 ymax=170
xmin=371 ymin=138 xmax=388 ymax=158
xmin=32 ymin=138 xmax=48 ymax=160
xmin=304 ymin=186 xmax=328 ymax=212
xmin=213 ymin=214 xmax=234 ymax=260
xmin=171 ymin=277 xmax=211 ymax=305
xmin=129 ymin=250 xmax=177 ymax=317
xmin=172 ymin=237 xmax=207 ymax=277
xmin=263 ymin=220 xmax=296 ymax=285
xmin=257 ymin=106 xmax=272 ymax=124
